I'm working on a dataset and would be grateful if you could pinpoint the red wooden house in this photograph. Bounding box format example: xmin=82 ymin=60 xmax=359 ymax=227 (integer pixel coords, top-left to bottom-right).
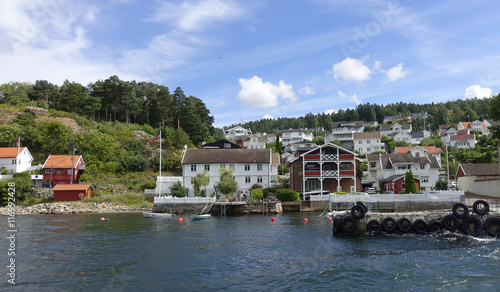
xmin=42 ymin=155 xmax=85 ymax=187
xmin=382 ymin=174 xmax=421 ymax=194
xmin=53 ymin=184 xmax=93 ymax=201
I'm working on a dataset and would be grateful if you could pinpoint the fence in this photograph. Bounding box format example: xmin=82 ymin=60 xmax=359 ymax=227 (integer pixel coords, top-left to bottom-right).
xmin=154 ymin=196 xmax=216 ymax=204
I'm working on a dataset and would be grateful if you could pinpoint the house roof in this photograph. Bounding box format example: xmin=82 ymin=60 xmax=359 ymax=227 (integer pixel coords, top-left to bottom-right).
xmin=409 ymin=132 xmax=424 ymax=138
xmin=394 ymin=146 xmax=442 ymax=155
xmin=381 ymin=174 xmax=421 ymax=182
xmin=380 ymin=124 xmax=411 ymax=131
xmin=182 ymin=148 xmax=271 ymax=164
xmin=43 ymin=155 xmax=83 ymax=169
xmin=458 ymin=163 xmax=499 ymax=177
xmin=53 ymin=184 xmax=93 ymax=191
xmin=353 ymin=131 xmax=381 ymax=139
xmin=450 ymin=134 xmax=475 ymax=141
xmin=0 ymin=147 xmax=27 ymax=158
xmin=332 ymin=121 xmax=364 ymax=128
xmin=374 ymin=153 xmax=440 ymax=169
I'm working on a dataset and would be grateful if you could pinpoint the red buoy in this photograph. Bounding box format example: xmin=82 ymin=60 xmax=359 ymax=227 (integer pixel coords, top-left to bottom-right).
xmin=271 ymin=217 xmax=276 ymax=222
xmin=178 ymin=217 xmax=183 ymax=223
xmin=328 ymin=217 xmax=333 ymax=222
xmin=100 ymin=217 xmax=105 ymax=221
xmin=304 ymin=218 xmax=308 ymax=223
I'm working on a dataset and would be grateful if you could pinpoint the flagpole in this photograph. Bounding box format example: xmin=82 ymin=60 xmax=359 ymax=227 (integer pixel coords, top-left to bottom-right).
xmin=159 ymin=129 xmax=162 ymax=196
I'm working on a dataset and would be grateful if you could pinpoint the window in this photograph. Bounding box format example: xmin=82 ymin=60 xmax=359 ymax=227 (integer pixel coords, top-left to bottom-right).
xmin=11 ymin=159 xmax=16 ymax=164
xmin=229 ymin=164 xmax=235 ymax=170
xmin=367 ymin=147 xmax=371 ymax=152
xmin=224 ymin=143 xmax=231 ymax=148
xmin=257 ymin=176 xmax=263 ymax=183
xmin=257 ymin=164 xmax=262 ymax=171
xmin=68 ymin=169 xmax=73 ymax=174
xmin=220 ymin=164 xmax=226 ymax=169
xmin=191 ymin=165 xmax=196 ymax=172
xmin=420 ymin=164 xmax=425 ymax=170
xmin=370 ymin=162 xmax=376 ymax=168
xmin=304 ymin=180 xmax=321 ymax=191
xmin=401 ymin=183 xmax=405 ymax=190
xmin=358 ymin=141 xmax=362 ymax=144
xmin=245 ymin=164 xmax=250 ymax=171
xmin=245 ymin=176 xmax=251 ymax=183
xmin=422 ymin=176 xmax=429 ymax=183
xmin=45 ymin=169 xmax=53 ymax=173
xmin=415 ymin=152 xmax=420 ymax=157
xmin=57 ymin=169 xmax=62 ymax=174
xmin=204 ymin=165 xmax=210 ymax=171
xmin=339 ymin=164 xmax=350 ymax=170
xmin=367 ymin=140 xmax=370 ymax=144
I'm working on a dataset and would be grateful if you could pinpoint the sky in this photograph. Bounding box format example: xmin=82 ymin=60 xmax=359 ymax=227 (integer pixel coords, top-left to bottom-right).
xmin=0 ymin=0 xmax=499 ymax=128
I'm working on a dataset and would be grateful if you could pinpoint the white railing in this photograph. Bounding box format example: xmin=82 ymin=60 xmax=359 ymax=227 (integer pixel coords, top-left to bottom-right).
xmin=309 ymin=191 xmax=464 ymax=202
xmin=154 ymin=196 xmax=216 ymax=204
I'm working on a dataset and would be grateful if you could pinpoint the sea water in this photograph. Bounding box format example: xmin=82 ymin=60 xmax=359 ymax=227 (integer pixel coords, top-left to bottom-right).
xmin=1 ymin=212 xmax=499 ymax=291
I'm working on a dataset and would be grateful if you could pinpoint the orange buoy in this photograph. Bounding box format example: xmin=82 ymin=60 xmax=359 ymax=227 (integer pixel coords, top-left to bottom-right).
xmin=178 ymin=217 xmax=183 ymax=223
xmin=328 ymin=217 xmax=333 ymax=222
xmin=271 ymin=217 xmax=276 ymax=222
xmin=100 ymin=217 xmax=105 ymax=221
xmin=304 ymin=218 xmax=308 ymax=223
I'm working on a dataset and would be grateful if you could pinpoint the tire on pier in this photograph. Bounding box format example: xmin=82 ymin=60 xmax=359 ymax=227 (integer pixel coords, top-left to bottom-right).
xmin=461 ymin=216 xmax=483 ymax=237
xmin=412 ymin=219 xmax=429 ymax=234
xmin=341 ymin=216 xmax=358 ymax=233
xmin=397 ymin=218 xmax=412 ymax=233
xmin=356 ymin=201 xmax=368 ymax=214
xmin=381 ymin=217 xmax=397 ymax=233
xmin=441 ymin=214 xmax=459 ymax=231
xmin=452 ymin=202 xmax=469 ymax=218
xmin=332 ymin=215 xmax=342 ymax=235
xmin=366 ymin=219 xmax=381 ymax=233
xmin=472 ymin=200 xmax=490 ymax=216
xmin=428 ymin=220 xmax=443 ymax=232
xmin=351 ymin=204 xmax=366 ymax=220
xmin=484 ymin=217 xmax=500 ymax=237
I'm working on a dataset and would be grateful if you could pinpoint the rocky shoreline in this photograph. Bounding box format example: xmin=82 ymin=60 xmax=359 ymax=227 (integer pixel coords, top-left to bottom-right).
xmin=0 ymin=202 xmax=152 ymax=215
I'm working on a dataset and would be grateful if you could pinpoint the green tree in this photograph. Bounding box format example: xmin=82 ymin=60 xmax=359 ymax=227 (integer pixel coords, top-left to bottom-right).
xmin=404 ymin=170 xmax=418 ymax=193
xmin=191 ymin=171 xmax=209 ymax=197
xmin=0 ymin=82 xmax=32 ymax=105
xmin=170 ymin=181 xmax=187 ymax=197
xmin=36 ymin=121 xmax=71 ymax=154
xmin=217 ymin=168 xmax=238 ymax=198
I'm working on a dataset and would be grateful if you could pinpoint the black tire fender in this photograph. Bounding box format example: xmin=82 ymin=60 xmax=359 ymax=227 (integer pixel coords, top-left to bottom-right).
xmin=332 ymin=216 xmax=342 ymax=235
xmin=356 ymin=201 xmax=368 ymax=214
xmin=441 ymin=214 xmax=459 ymax=231
xmin=366 ymin=219 xmax=381 ymax=233
xmin=341 ymin=216 xmax=358 ymax=233
xmin=351 ymin=204 xmax=366 ymax=220
xmin=484 ymin=217 xmax=500 ymax=237
xmin=428 ymin=220 xmax=443 ymax=232
xmin=472 ymin=200 xmax=490 ymax=215
xmin=412 ymin=219 xmax=429 ymax=234
xmin=381 ymin=217 xmax=397 ymax=233
xmin=397 ymin=217 xmax=412 ymax=233
xmin=461 ymin=216 xmax=483 ymax=237
xmin=453 ymin=202 xmax=469 ymax=218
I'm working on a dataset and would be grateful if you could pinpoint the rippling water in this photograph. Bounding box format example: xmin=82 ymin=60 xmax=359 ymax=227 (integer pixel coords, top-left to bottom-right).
xmin=1 ymin=212 xmax=499 ymax=291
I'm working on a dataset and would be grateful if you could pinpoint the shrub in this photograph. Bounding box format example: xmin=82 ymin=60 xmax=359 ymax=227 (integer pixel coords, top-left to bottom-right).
xmin=170 ymin=182 xmax=187 ymax=197
xmin=251 ymin=188 xmax=264 ymax=201
xmin=275 ymin=188 xmax=300 ymax=202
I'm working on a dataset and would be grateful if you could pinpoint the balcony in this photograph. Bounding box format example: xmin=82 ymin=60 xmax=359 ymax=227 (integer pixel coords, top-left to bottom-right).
xmin=303 ymin=154 xmax=354 ymax=161
xmin=304 ymin=170 xmax=355 ymax=177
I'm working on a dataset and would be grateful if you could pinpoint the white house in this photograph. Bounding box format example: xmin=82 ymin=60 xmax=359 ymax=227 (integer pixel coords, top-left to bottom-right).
xmin=449 ymin=133 xmax=476 ymax=148
xmin=325 ymin=121 xmax=364 ymax=147
xmin=281 ymin=129 xmax=313 ymax=146
xmin=394 ymin=131 xmax=431 ymax=145
xmin=181 ymin=148 xmax=277 ymax=198
xmin=380 ymin=123 xmax=412 ymax=138
xmin=0 ymin=147 xmax=34 ymax=173
xmin=224 ymin=126 xmax=252 ymax=140
xmin=367 ymin=151 xmax=441 ymax=191
xmin=241 ymin=134 xmax=267 ymax=149
xmin=458 ymin=120 xmax=491 ymax=136
xmin=353 ymin=131 xmax=385 ymax=154
xmin=439 ymin=128 xmax=459 ymax=145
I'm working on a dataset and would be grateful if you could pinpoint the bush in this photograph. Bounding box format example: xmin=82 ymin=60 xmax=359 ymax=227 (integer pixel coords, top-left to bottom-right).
xmin=275 ymin=188 xmax=300 ymax=202
xmin=251 ymin=188 xmax=264 ymax=201
xmin=170 ymin=182 xmax=187 ymax=197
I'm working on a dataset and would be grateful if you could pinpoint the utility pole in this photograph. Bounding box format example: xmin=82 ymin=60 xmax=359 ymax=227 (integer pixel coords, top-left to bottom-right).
xmin=71 ymin=147 xmax=75 ymax=184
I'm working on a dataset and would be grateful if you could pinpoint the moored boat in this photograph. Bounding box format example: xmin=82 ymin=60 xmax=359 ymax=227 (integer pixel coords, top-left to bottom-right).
xmin=142 ymin=212 xmax=174 ymax=218
xmin=191 ymin=214 xmax=211 ymax=220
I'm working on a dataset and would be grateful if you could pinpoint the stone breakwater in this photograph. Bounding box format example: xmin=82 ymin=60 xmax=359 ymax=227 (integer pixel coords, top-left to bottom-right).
xmin=0 ymin=202 xmax=151 ymax=215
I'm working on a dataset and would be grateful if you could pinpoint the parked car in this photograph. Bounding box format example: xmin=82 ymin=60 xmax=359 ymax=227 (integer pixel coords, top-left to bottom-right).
xmin=366 ymin=187 xmax=377 ymax=194
xmin=384 ymin=190 xmax=394 ymax=194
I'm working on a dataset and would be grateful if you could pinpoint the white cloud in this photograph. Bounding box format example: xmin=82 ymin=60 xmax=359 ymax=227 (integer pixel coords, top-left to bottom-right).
xmin=332 ymin=57 xmax=372 ymax=83
xmin=262 ymin=114 xmax=275 ymax=120
xmin=373 ymin=60 xmax=381 ymax=71
xmin=324 ymin=109 xmax=335 ymax=115
xmin=299 ymin=85 xmax=315 ymax=95
xmin=385 ymin=63 xmax=411 ymax=82
xmin=463 ymin=85 xmax=492 ymax=99
xmin=216 ymin=101 xmax=227 ymax=107
xmin=149 ymin=0 xmax=244 ymax=32
xmin=237 ymin=76 xmax=297 ymax=108
xmin=338 ymin=90 xmax=361 ymax=105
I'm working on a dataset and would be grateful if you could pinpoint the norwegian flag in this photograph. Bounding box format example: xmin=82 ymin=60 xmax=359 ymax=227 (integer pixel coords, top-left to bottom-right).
xmin=147 ymin=133 xmax=161 ymax=144
xmin=16 ymin=137 xmax=20 ymax=147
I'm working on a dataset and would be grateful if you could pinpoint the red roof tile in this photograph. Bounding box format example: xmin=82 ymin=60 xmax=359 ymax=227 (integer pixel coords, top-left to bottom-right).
xmin=0 ymin=147 xmax=26 ymax=158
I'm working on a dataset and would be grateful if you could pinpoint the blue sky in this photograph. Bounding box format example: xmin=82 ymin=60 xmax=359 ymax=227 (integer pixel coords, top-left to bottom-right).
xmin=0 ymin=0 xmax=499 ymax=127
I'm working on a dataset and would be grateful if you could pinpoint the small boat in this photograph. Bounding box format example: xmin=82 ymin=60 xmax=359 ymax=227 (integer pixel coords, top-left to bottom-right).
xmin=191 ymin=214 xmax=211 ymax=220
xmin=142 ymin=212 xmax=174 ymax=218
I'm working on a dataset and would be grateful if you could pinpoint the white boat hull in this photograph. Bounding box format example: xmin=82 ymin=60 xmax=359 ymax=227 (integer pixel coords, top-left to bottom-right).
xmin=142 ymin=212 xmax=174 ymax=218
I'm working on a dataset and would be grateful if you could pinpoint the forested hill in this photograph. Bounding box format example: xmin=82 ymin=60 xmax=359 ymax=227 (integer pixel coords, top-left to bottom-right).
xmin=237 ymin=97 xmax=495 ymax=134
xmin=0 ymin=76 xmax=215 ymax=146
